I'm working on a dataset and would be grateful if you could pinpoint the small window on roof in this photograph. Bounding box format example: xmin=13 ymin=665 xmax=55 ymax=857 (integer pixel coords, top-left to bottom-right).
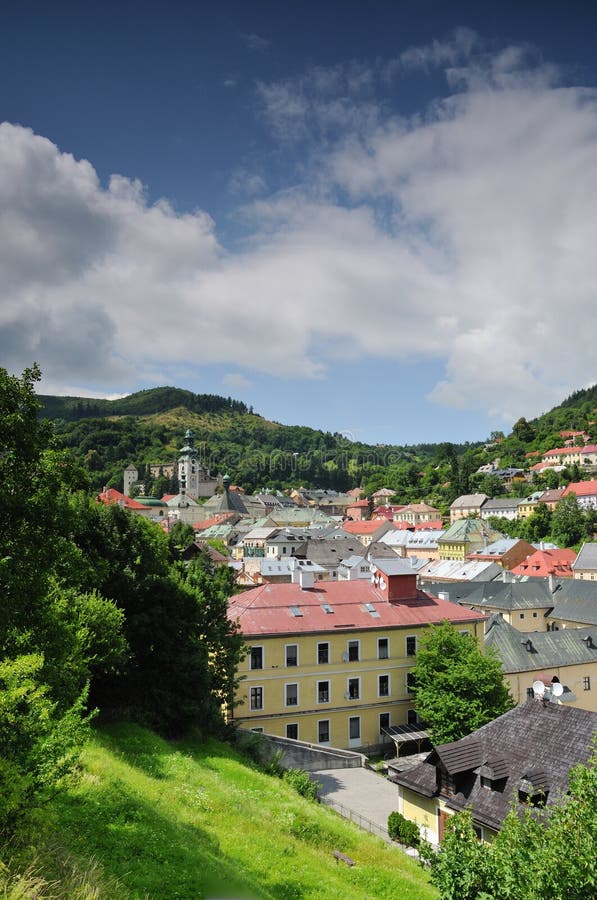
xmin=321 ymin=604 xmax=334 ymax=614
xmin=290 ymin=606 xmax=303 ymax=617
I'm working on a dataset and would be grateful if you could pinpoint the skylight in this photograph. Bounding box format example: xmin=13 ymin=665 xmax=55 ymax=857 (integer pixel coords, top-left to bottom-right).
xmin=321 ymin=604 xmax=334 ymax=614
xmin=290 ymin=606 xmax=303 ymax=617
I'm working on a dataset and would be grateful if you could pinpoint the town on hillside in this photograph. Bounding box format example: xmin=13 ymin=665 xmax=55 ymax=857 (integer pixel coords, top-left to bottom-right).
xmin=95 ymin=423 xmax=597 ymax=848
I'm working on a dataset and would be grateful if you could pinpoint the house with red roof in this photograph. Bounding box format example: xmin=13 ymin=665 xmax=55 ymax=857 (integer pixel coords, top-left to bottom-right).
xmin=227 ymin=560 xmax=485 ymax=750
xmin=96 ymin=487 xmax=154 ymax=518
xmin=342 ymin=518 xmax=394 ymax=546
xmin=562 ymin=480 xmax=597 ymax=509
xmin=510 ymin=548 xmax=577 ymax=579
xmin=345 ymin=498 xmax=370 ymax=521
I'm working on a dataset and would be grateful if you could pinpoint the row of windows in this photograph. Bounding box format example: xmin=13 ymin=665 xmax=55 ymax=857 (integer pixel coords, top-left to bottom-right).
xmin=250 ymin=635 xmax=417 ymax=670
xmin=249 ymin=672 xmax=416 ymax=710
xmin=252 ymin=710 xmax=418 ymax=744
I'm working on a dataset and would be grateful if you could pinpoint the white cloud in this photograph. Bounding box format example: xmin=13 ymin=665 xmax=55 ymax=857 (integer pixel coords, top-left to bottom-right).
xmin=239 ymin=31 xmax=270 ymax=52
xmin=3 ymin=36 xmax=597 ymax=422
xmin=223 ymin=373 xmax=253 ymax=389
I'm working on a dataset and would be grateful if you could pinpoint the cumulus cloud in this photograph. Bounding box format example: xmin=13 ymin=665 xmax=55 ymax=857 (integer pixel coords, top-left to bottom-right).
xmin=3 ymin=34 xmax=597 ymax=421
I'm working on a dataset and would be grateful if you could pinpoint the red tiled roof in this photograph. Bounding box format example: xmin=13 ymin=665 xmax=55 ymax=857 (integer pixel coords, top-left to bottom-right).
xmin=510 ymin=548 xmax=577 ymax=578
xmin=227 ymin=580 xmax=485 ymax=637
xmin=347 ymin=499 xmax=370 ymax=508
xmin=525 ymin=450 xmax=540 ymax=458
xmin=563 ymin=480 xmax=597 ymax=498
xmin=393 ymin=520 xmax=414 ymax=530
xmin=161 ymin=494 xmax=176 ymax=502
xmin=97 ymin=488 xmax=151 ymax=510
xmin=343 ymin=520 xmax=390 ymax=535
xmin=414 ymin=520 xmax=444 ymax=531
xmin=193 ymin=512 xmax=236 ymax=531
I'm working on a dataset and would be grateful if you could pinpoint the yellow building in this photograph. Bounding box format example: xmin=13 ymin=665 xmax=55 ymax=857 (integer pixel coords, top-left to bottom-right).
xmin=485 ymin=615 xmax=597 ymax=712
xmin=437 ymin=518 xmax=502 ymax=562
xmin=227 ymin=560 xmax=485 ymax=750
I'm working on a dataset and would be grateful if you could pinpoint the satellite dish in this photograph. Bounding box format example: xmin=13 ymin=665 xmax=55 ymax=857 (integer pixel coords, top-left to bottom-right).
xmin=551 ymin=682 xmax=564 ymax=697
xmin=532 ymin=680 xmax=545 ymax=697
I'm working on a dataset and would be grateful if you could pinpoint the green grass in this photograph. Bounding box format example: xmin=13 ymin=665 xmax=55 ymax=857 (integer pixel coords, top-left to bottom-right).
xmin=7 ymin=722 xmax=437 ymax=899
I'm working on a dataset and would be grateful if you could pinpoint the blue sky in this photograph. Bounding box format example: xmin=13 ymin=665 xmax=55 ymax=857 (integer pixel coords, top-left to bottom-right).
xmin=2 ymin=1 xmax=597 ymax=445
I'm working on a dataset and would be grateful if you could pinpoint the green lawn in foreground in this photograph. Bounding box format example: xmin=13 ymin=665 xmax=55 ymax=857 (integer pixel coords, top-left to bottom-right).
xmin=20 ymin=722 xmax=437 ymax=899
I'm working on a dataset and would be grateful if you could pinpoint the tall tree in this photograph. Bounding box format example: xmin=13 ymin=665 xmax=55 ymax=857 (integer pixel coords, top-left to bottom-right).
xmin=412 ymin=622 xmax=514 ymax=745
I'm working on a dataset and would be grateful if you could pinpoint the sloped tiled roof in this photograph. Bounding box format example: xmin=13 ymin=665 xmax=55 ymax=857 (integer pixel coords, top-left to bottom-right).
xmin=460 ymin=580 xmax=554 ymax=612
xmin=572 ymin=541 xmax=597 ymax=571
xmin=227 ymin=580 xmax=485 ymax=638
xmin=450 ymin=493 xmax=489 ymax=510
xmin=97 ymin=488 xmax=151 ymax=511
xmin=563 ymin=480 xmax=597 ymax=498
xmin=391 ymin=702 xmax=597 ymax=831
xmin=485 ymin=615 xmax=597 ymax=672
xmin=511 ymin=548 xmax=576 ymax=578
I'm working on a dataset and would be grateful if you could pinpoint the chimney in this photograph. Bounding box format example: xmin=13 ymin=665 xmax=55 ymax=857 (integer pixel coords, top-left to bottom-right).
xmin=299 ymin=569 xmax=315 ymax=589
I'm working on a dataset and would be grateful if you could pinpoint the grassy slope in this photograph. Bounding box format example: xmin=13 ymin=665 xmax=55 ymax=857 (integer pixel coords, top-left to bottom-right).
xmin=25 ymin=723 xmax=436 ymax=900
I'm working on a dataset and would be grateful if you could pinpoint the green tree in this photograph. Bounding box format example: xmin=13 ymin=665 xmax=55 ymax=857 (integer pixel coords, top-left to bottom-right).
xmin=412 ymin=622 xmax=514 ymax=745
xmin=520 ymin=502 xmax=552 ymax=542
xmin=0 ymin=366 xmax=100 ymax=833
xmin=551 ymin=494 xmax=585 ymax=547
xmin=168 ymin=521 xmax=196 ymax=554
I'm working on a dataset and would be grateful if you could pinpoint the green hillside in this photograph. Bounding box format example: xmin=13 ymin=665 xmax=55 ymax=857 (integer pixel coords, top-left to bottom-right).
xmin=8 ymin=722 xmax=436 ymax=899
xmin=38 ymin=386 xmax=451 ymax=498
xmin=36 ymin=381 xmax=597 ymax=505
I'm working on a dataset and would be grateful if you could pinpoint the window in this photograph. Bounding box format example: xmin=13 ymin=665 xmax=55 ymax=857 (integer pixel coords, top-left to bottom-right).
xmin=285 ymin=644 xmax=298 ymax=667
xmin=317 ymin=680 xmax=330 ymax=703
xmin=250 ymin=646 xmax=263 ymax=670
xmin=532 ymin=612 xmax=538 ymax=618
xmin=286 ymin=723 xmax=298 ymax=740
xmin=250 ymin=687 xmax=263 ymax=710
xmin=349 ymin=716 xmax=361 ymax=741
xmin=407 ymin=709 xmax=418 ymax=725
xmin=378 ymin=674 xmax=390 ymax=697
xmin=378 ymin=637 xmax=389 ymax=659
xmin=347 ymin=677 xmax=360 ymax=700
xmin=584 ymin=676 xmax=591 ymax=691
xmin=317 ymin=642 xmax=329 ymax=664
xmin=318 ymin=720 xmax=330 ymax=744
xmin=250 ymin=727 xmax=263 ymax=733
xmin=519 ymin=613 xmax=525 ymax=620
xmin=379 ymin=712 xmax=390 ymax=736
xmin=285 ymin=683 xmax=299 ymax=706
xmin=526 ymin=687 xmax=534 ymax=699
xmin=406 ymin=672 xmax=416 ymax=693
xmin=347 ymin=640 xmax=360 ymax=662
xmin=406 ymin=635 xmax=417 ymax=657
xmin=480 ymin=776 xmax=493 ymax=790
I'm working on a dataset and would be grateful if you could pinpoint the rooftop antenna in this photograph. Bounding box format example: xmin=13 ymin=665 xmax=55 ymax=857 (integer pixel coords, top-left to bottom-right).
xmin=550 ymin=682 xmax=563 ymax=703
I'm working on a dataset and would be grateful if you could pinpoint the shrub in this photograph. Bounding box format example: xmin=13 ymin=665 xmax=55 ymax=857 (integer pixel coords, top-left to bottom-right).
xmin=387 ymin=811 xmax=420 ymax=847
xmin=282 ymin=768 xmax=320 ymax=801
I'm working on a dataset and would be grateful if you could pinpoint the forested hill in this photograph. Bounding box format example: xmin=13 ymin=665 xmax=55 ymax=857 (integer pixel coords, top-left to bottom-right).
xmin=38 ymin=386 xmax=251 ymax=420
xmin=36 ymin=381 xmax=597 ymax=503
xmin=37 ymin=386 xmax=459 ymax=498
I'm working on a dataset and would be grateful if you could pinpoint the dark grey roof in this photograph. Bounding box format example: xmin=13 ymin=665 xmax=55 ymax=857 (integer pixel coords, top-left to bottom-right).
xmin=430 ymin=739 xmax=482 ymax=774
xmin=423 ymin=581 xmax=481 ymax=603
xmin=573 ymin=542 xmax=597 ymax=571
xmin=304 ymin=537 xmax=365 ymax=568
xmin=392 ymin=702 xmax=597 ymax=830
xmin=481 ymin=498 xmax=522 ymax=512
xmin=549 ymin=579 xmax=597 ymax=626
xmin=485 ymin=615 xmax=597 ymax=672
xmin=461 ymin=581 xmax=554 ymax=612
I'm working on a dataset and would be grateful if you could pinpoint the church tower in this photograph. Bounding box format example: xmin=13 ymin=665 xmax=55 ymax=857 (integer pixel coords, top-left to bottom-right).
xmin=178 ymin=428 xmax=199 ymax=500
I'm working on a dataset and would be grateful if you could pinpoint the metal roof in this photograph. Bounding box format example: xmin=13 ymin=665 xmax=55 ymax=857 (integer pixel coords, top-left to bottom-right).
xmin=485 ymin=615 xmax=597 ymax=672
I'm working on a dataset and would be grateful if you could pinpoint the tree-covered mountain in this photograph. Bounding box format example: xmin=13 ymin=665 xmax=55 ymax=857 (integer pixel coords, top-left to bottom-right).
xmin=37 ymin=381 xmax=597 ymax=505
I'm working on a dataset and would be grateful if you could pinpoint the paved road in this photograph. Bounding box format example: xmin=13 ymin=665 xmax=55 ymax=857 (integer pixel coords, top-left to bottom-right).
xmin=311 ymin=766 xmax=401 ymax=838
